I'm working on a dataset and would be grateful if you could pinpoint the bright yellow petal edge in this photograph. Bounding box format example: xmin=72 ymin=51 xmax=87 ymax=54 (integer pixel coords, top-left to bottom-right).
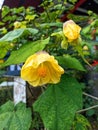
xmin=21 ymin=51 xmax=64 ymax=87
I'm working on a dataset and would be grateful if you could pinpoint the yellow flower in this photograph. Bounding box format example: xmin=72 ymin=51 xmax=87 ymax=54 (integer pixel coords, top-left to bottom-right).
xmin=63 ymin=20 xmax=81 ymax=42
xmin=14 ymin=21 xmax=21 ymax=29
xmin=21 ymin=51 xmax=64 ymax=87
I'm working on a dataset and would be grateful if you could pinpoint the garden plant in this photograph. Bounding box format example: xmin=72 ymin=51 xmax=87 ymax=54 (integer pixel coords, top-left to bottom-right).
xmin=0 ymin=0 xmax=98 ymax=130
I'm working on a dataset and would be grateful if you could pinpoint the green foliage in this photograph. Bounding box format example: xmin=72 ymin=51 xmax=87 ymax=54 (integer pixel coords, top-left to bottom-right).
xmin=68 ymin=0 xmax=78 ymax=4
xmin=86 ymin=109 xmax=95 ymax=117
xmin=0 ymin=101 xmax=32 ymax=130
xmin=0 ymin=28 xmax=38 ymax=42
xmin=56 ymin=54 xmax=85 ymax=71
xmin=75 ymin=44 xmax=91 ymax=66
xmin=72 ymin=114 xmax=92 ymax=130
xmin=1 ymin=38 xmax=49 ymax=67
xmin=0 ymin=41 xmax=12 ymax=59
xmin=81 ymin=11 xmax=98 ymax=41
xmin=33 ymin=74 xmax=83 ymax=130
xmin=0 ymin=0 xmax=96 ymax=129
xmin=0 ymin=28 xmax=38 ymax=59
xmin=67 ymin=14 xmax=88 ymax=23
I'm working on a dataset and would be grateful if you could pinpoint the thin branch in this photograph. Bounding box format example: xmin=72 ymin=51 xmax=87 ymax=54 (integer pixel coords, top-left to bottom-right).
xmin=83 ymin=92 xmax=98 ymax=101
xmin=77 ymin=104 xmax=98 ymax=113
xmin=77 ymin=92 xmax=98 ymax=113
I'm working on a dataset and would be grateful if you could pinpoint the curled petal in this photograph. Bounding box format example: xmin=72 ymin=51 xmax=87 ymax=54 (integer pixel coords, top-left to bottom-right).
xmin=21 ymin=51 xmax=64 ymax=87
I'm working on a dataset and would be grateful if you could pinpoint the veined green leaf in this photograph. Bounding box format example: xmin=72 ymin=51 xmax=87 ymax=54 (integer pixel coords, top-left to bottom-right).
xmin=0 ymin=112 xmax=12 ymax=130
xmin=33 ymin=74 xmax=83 ymax=130
xmin=56 ymin=54 xmax=85 ymax=71
xmin=0 ymin=101 xmax=32 ymax=130
xmin=0 ymin=28 xmax=38 ymax=42
xmin=1 ymin=38 xmax=49 ymax=67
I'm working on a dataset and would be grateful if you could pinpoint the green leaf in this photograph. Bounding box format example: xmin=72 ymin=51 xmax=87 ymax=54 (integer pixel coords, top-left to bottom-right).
xmin=1 ymin=38 xmax=49 ymax=67
xmin=56 ymin=55 xmax=85 ymax=71
xmin=51 ymin=31 xmax=64 ymax=40
xmin=33 ymin=74 xmax=83 ymax=130
xmin=0 ymin=46 xmax=8 ymax=59
xmin=2 ymin=6 xmax=10 ymax=18
xmin=25 ymin=14 xmax=37 ymax=21
xmin=0 ymin=101 xmax=32 ymax=130
xmin=8 ymin=103 xmax=32 ymax=130
xmin=0 ymin=112 xmax=12 ymax=130
xmin=0 ymin=100 xmax=14 ymax=114
xmin=0 ymin=28 xmax=38 ymax=42
xmin=86 ymin=109 xmax=95 ymax=117
xmin=72 ymin=114 xmax=91 ymax=130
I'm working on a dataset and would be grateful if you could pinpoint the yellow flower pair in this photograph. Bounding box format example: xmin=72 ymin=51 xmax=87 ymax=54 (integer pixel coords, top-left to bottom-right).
xmin=21 ymin=20 xmax=81 ymax=87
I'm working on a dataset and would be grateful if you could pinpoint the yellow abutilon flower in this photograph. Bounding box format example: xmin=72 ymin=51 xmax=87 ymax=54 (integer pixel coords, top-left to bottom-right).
xmin=63 ymin=20 xmax=81 ymax=42
xmin=21 ymin=51 xmax=64 ymax=87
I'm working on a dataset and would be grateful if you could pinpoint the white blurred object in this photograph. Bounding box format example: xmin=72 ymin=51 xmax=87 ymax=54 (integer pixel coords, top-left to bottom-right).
xmin=0 ymin=0 xmax=4 ymax=9
xmin=0 ymin=81 xmax=14 ymax=87
xmin=14 ymin=77 xmax=26 ymax=105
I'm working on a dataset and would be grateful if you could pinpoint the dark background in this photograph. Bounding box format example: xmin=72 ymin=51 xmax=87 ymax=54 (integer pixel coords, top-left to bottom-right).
xmin=2 ymin=0 xmax=98 ymax=14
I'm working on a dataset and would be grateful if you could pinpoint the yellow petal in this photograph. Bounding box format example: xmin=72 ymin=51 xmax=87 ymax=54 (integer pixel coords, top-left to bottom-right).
xmin=63 ymin=20 xmax=81 ymax=42
xmin=21 ymin=67 xmax=38 ymax=81
xmin=46 ymin=62 xmax=62 ymax=84
xmin=50 ymin=61 xmax=64 ymax=74
xmin=28 ymin=77 xmax=40 ymax=87
xmin=22 ymin=54 xmax=38 ymax=68
xmin=46 ymin=56 xmax=64 ymax=74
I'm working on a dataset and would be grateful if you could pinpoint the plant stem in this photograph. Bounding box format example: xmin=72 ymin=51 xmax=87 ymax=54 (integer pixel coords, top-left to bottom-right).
xmin=83 ymin=92 xmax=98 ymax=101
xmin=77 ymin=104 xmax=98 ymax=113
xmin=77 ymin=92 xmax=98 ymax=113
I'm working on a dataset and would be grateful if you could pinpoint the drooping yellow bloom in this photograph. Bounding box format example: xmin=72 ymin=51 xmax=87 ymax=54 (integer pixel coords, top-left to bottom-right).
xmin=21 ymin=51 xmax=64 ymax=87
xmin=63 ymin=20 xmax=81 ymax=42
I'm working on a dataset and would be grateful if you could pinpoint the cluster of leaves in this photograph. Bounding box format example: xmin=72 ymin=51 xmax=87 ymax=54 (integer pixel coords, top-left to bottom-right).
xmin=0 ymin=75 xmax=91 ymax=130
xmin=0 ymin=101 xmax=31 ymax=130
xmin=81 ymin=11 xmax=98 ymax=41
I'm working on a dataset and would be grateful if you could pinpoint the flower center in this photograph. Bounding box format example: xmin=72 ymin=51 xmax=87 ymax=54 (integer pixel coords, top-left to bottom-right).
xmin=38 ymin=65 xmax=47 ymax=77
